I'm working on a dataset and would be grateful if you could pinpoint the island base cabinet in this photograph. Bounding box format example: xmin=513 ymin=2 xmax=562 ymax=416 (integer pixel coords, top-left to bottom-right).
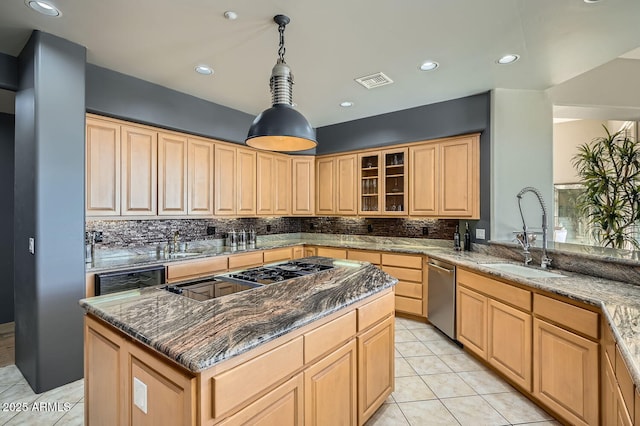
xmin=219 ymin=374 xmax=304 ymax=426
xmin=533 ymin=318 xmax=598 ymax=426
xmin=358 ymin=316 xmax=394 ymax=425
xmin=304 ymin=339 xmax=358 ymax=426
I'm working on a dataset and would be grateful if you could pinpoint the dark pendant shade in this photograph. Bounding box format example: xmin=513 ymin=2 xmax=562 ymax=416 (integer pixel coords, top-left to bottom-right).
xmin=246 ymin=104 xmax=317 ymax=152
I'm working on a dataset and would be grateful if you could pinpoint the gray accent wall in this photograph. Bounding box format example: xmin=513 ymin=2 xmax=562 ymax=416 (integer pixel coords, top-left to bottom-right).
xmin=315 ymin=93 xmax=492 ymax=241
xmin=15 ymin=31 xmax=86 ymax=393
xmin=0 ymin=52 xmax=18 ymax=91
xmin=0 ymin=113 xmax=14 ymax=324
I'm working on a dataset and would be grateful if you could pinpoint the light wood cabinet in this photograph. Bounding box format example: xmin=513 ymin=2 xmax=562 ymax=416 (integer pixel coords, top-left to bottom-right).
xmin=215 ymin=144 xmax=237 ymax=215
xmin=336 ymin=154 xmax=358 ymax=215
xmin=409 ymin=135 xmax=479 ymax=218
xmin=237 ymin=148 xmax=257 ymax=216
xmin=274 ymin=155 xmax=291 ymax=215
xmin=382 ymin=253 xmax=425 ymax=317
xmin=187 ymin=138 xmax=214 ymax=216
xmin=291 ymin=156 xmax=315 ymax=216
xmin=358 ymin=316 xmax=394 ymax=424
xmin=158 ymin=132 xmax=188 ymax=216
xmin=166 ymin=256 xmax=228 ymax=283
xmin=293 ymin=246 xmax=304 ymax=259
xmin=121 ymin=125 xmax=158 ymax=216
xmin=264 ymin=247 xmax=294 ymax=263
xmin=315 ymin=247 xmax=347 ymax=259
xmin=86 ymin=117 xmax=121 ymax=216
xmin=315 ymin=157 xmax=335 ymax=215
xmin=257 ymin=153 xmax=290 ymax=216
xmin=304 ymin=339 xmax=357 ymax=426
xmin=358 ymin=152 xmax=381 ymax=214
xmin=358 ymin=149 xmax=407 ymax=215
xmin=532 ymin=318 xmax=598 ymax=426
xmin=456 ymin=285 xmax=488 ymax=358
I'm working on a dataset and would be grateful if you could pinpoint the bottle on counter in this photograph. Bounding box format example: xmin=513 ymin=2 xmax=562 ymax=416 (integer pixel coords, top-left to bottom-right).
xmin=453 ymin=225 xmax=461 ymax=251
xmin=464 ymin=222 xmax=471 ymax=251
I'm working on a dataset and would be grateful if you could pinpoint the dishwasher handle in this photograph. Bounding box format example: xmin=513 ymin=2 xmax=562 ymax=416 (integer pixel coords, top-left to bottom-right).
xmin=428 ymin=262 xmax=455 ymax=274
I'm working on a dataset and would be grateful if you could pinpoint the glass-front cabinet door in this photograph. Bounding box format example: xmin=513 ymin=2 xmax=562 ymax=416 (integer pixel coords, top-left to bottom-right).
xmin=382 ymin=148 xmax=407 ymax=215
xmin=359 ymin=153 xmax=381 ymax=214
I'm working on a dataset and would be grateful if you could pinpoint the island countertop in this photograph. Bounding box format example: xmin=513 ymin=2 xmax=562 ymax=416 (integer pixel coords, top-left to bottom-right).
xmin=80 ymin=257 xmax=397 ymax=373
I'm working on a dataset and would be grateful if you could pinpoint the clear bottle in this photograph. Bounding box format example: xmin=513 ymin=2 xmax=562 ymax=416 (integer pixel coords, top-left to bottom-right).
xmin=453 ymin=225 xmax=461 ymax=251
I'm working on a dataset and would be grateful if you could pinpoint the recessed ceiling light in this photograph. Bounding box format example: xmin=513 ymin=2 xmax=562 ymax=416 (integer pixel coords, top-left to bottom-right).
xmin=25 ymin=0 xmax=61 ymax=16
xmin=340 ymin=101 xmax=354 ymax=108
xmin=224 ymin=11 xmax=238 ymax=20
xmin=583 ymin=0 xmax=602 ymax=3
xmin=194 ymin=65 xmax=214 ymax=75
xmin=419 ymin=61 xmax=439 ymax=71
xmin=497 ymin=54 xmax=520 ymax=64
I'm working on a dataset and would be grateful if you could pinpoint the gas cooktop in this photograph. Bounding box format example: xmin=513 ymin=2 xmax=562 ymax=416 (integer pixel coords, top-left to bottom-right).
xmin=221 ymin=260 xmax=335 ymax=285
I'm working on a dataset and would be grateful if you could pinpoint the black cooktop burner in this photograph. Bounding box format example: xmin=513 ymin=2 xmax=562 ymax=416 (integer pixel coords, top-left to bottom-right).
xmin=225 ymin=261 xmax=334 ymax=285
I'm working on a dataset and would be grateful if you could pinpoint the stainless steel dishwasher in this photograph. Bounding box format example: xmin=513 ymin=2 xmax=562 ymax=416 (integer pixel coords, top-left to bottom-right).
xmin=427 ymin=259 xmax=457 ymax=340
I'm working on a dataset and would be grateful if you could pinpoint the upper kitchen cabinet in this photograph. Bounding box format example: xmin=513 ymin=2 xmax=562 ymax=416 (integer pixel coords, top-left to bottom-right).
xmin=120 ymin=124 xmax=158 ymax=216
xmin=358 ymin=148 xmax=407 ymax=216
xmin=358 ymin=153 xmax=381 ymax=215
xmin=157 ymin=132 xmax=188 ymax=216
xmin=257 ymin=152 xmax=291 ymax=216
xmin=236 ymin=148 xmax=257 ymax=216
xmin=291 ymin=156 xmax=315 ymax=216
xmin=409 ymin=134 xmax=480 ymax=219
xmin=315 ymin=154 xmax=357 ymax=216
xmin=86 ymin=116 xmax=121 ymax=216
xmin=187 ymin=137 xmax=215 ymax=216
xmin=214 ymin=143 xmax=237 ymax=216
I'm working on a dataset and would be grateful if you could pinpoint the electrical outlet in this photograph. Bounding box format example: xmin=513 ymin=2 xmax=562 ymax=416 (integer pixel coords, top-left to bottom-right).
xmin=206 ymin=226 xmax=216 ymax=235
xmin=28 ymin=238 xmax=35 ymax=254
xmin=133 ymin=377 xmax=147 ymax=414
xmin=476 ymin=228 xmax=486 ymax=240
xmin=422 ymin=227 xmax=428 ymax=236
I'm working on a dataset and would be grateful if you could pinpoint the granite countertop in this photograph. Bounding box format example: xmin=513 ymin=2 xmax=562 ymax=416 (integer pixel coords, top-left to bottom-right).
xmin=80 ymin=257 xmax=397 ymax=372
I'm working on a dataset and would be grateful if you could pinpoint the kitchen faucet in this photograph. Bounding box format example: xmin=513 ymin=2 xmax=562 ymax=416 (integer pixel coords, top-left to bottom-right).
xmin=516 ymin=187 xmax=552 ymax=269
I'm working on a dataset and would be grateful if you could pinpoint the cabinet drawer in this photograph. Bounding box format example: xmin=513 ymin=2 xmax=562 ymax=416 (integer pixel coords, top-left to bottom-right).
xmin=457 ymin=269 xmax=531 ymax=311
xmin=304 ymin=311 xmax=356 ymax=363
xmin=381 ymin=253 xmax=422 ymax=269
xmin=615 ymin=346 xmax=635 ymax=414
xmin=358 ymin=291 xmax=394 ymax=331
xmin=264 ymin=247 xmax=293 ymax=263
xmin=167 ymin=256 xmax=227 ymax=282
xmin=395 ymin=295 xmax=422 ymax=316
xmin=533 ymin=294 xmax=598 ymax=339
xmin=382 ymin=266 xmax=422 ymax=283
xmin=213 ymin=337 xmax=303 ymax=418
xmin=316 ymin=247 xmax=347 ymax=259
xmin=347 ymin=250 xmax=381 ymax=265
xmin=395 ymin=281 xmax=422 ymax=300
xmin=228 ymin=251 xmax=264 ymax=270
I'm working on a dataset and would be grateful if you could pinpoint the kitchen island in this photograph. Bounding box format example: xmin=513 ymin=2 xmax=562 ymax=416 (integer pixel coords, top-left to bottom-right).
xmin=80 ymin=257 xmax=397 ymax=425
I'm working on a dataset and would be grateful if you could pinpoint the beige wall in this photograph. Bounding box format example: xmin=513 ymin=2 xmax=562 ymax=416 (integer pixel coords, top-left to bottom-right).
xmin=553 ymin=119 xmax=607 ymax=184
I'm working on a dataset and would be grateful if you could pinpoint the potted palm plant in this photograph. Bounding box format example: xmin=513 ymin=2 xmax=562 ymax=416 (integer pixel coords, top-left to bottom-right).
xmin=572 ymin=126 xmax=640 ymax=249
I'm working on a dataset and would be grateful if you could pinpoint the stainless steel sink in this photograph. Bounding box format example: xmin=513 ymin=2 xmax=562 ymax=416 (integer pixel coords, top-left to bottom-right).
xmin=479 ymin=263 xmax=566 ymax=278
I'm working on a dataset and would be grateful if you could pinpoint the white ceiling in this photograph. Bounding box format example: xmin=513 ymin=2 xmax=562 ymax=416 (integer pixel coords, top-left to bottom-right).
xmin=0 ymin=0 xmax=639 ymax=126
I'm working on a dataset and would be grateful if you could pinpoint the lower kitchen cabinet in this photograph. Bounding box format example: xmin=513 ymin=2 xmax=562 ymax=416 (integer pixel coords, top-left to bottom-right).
xmin=456 ymin=285 xmax=488 ymax=358
xmin=304 ymin=339 xmax=358 ymax=426
xmin=533 ymin=318 xmax=598 ymax=426
xmin=218 ymin=374 xmax=304 ymax=426
xmin=315 ymin=246 xmax=347 ymax=259
xmin=381 ymin=253 xmax=425 ymax=318
xmin=358 ymin=316 xmax=394 ymax=424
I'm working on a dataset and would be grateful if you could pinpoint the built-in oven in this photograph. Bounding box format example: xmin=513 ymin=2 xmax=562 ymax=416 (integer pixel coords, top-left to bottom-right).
xmin=95 ymin=265 xmax=166 ymax=296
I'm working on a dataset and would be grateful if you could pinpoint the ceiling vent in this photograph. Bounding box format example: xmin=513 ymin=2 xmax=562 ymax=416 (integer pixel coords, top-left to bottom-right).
xmin=355 ymin=72 xmax=394 ymax=89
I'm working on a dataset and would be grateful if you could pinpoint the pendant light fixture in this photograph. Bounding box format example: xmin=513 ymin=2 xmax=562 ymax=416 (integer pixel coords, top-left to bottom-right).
xmin=246 ymin=15 xmax=317 ymax=152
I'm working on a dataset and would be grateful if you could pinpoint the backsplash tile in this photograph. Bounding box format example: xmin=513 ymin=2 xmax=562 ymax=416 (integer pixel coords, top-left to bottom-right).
xmin=86 ymin=217 xmax=459 ymax=248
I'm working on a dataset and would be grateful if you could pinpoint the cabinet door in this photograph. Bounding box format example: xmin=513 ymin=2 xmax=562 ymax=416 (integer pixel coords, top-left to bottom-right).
xmin=215 ymin=144 xmax=236 ymax=215
xmin=456 ymin=285 xmax=487 ymax=358
xmin=316 ymin=157 xmax=335 ymax=215
xmin=358 ymin=316 xmax=394 ymax=424
xmin=305 ymin=339 xmax=357 ymax=426
xmin=533 ymin=318 xmax=598 ymax=426
xmin=292 ymin=156 xmax=315 ymax=215
xmin=187 ymin=138 xmax=214 ymax=216
xmin=257 ymin=152 xmax=275 ymax=215
xmin=85 ymin=316 xmax=127 ymax=425
xmin=158 ymin=132 xmax=188 ymax=216
xmin=602 ymin=353 xmax=617 ymax=426
xmin=219 ymin=374 xmax=304 ymax=426
xmin=121 ymin=125 xmax=158 ymax=215
xmin=336 ymin=154 xmax=358 ymax=215
xmin=382 ymin=148 xmax=407 ymax=215
xmin=237 ymin=148 xmax=257 ymax=216
xmin=86 ymin=117 xmax=121 ymax=216
xmin=274 ymin=155 xmax=291 ymax=215
xmin=293 ymin=246 xmax=304 ymax=259
xmin=409 ymin=143 xmax=438 ymax=216
xmin=439 ymin=136 xmax=478 ymax=218
xmin=358 ymin=153 xmax=381 ymax=215
xmin=487 ymin=299 xmax=532 ymax=391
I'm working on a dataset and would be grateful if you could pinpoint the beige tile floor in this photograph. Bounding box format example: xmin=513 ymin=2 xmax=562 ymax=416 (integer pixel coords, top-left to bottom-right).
xmin=365 ymin=316 xmax=561 ymax=426
xmin=0 ymin=316 xmax=560 ymax=426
